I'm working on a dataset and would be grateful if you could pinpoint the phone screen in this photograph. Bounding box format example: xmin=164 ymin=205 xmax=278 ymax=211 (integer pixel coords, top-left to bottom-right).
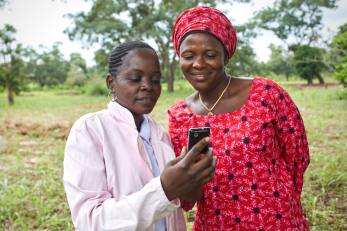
xmin=187 ymin=127 xmax=210 ymax=153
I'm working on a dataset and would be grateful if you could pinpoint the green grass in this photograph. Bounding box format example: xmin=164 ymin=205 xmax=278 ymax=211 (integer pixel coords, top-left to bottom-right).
xmin=0 ymin=80 xmax=346 ymax=230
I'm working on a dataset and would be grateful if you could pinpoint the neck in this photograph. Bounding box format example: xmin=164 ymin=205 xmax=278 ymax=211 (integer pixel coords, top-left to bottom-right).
xmin=134 ymin=114 xmax=142 ymax=131
xmin=199 ymin=74 xmax=230 ymax=106
xmin=116 ymin=101 xmax=142 ymax=131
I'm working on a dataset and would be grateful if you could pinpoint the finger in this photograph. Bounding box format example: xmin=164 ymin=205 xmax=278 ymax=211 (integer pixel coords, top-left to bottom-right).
xmin=183 ymin=137 xmax=210 ymax=164
xmin=199 ymin=156 xmax=217 ymax=176
xmin=212 ymin=156 xmax=217 ymax=169
xmin=179 ymin=146 xmax=187 ymax=158
xmin=169 ymin=156 xmax=183 ymax=166
xmin=195 ymin=154 xmax=205 ymax=163
xmin=170 ymin=147 xmax=187 ymax=166
xmin=200 ymin=171 xmax=216 ymax=185
xmin=199 ymin=157 xmax=217 ymax=185
xmin=194 ymin=147 xmax=213 ymax=170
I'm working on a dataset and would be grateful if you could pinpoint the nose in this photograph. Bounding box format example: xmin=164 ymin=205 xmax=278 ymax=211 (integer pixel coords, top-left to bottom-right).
xmin=140 ymin=78 xmax=153 ymax=91
xmin=193 ymin=56 xmax=206 ymax=70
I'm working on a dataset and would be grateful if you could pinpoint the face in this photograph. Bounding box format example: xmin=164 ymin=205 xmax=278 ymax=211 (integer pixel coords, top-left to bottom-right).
xmin=107 ymin=48 xmax=161 ymax=119
xmin=179 ymin=33 xmax=229 ymax=92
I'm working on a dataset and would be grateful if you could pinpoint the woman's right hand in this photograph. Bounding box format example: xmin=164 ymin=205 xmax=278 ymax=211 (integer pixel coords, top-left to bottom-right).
xmin=160 ymin=137 xmax=217 ymax=201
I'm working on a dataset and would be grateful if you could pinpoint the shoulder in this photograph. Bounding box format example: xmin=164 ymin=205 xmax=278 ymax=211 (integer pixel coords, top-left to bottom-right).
xmin=71 ymin=109 xmax=112 ymax=132
xmin=250 ymin=77 xmax=295 ymax=111
xmin=168 ymin=99 xmax=187 ymax=114
xmin=145 ymin=115 xmax=173 ymax=147
xmin=146 ymin=114 xmax=166 ymax=134
xmin=249 ymin=77 xmax=287 ymax=100
xmin=252 ymin=77 xmax=284 ymax=92
xmin=168 ymin=99 xmax=195 ymax=124
xmin=168 ymin=99 xmax=191 ymax=118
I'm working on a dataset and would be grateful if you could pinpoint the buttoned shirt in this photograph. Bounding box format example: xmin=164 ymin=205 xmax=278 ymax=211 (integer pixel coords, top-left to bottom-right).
xmin=139 ymin=115 xmax=167 ymax=231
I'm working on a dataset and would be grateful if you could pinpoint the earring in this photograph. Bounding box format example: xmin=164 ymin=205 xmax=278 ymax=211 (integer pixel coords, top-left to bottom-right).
xmin=225 ymin=66 xmax=228 ymax=76
xmin=108 ymin=91 xmax=117 ymax=102
xmin=182 ymin=74 xmax=186 ymax=79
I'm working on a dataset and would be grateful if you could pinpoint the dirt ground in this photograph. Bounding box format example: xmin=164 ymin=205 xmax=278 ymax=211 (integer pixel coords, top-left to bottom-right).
xmin=280 ymin=82 xmax=340 ymax=90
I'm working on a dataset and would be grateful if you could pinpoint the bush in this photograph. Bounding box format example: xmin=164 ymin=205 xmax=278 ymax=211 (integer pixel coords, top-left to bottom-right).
xmin=65 ymin=66 xmax=88 ymax=87
xmin=84 ymin=78 xmax=109 ymax=96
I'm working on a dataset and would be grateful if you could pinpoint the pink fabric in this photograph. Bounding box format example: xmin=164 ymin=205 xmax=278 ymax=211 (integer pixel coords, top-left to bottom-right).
xmin=63 ymin=102 xmax=186 ymax=231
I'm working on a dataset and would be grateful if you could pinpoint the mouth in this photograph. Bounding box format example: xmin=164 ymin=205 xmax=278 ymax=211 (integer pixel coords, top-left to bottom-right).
xmin=136 ymin=97 xmax=156 ymax=104
xmin=190 ymin=72 xmax=212 ymax=80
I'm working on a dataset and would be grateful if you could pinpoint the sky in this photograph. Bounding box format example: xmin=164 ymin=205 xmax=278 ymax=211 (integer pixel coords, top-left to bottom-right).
xmin=1 ymin=0 xmax=347 ymax=66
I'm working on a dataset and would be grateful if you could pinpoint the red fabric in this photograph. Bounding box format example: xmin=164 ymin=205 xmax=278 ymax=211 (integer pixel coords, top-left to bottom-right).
xmin=168 ymin=78 xmax=310 ymax=231
xmin=172 ymin=6 xmax=237 ymax=59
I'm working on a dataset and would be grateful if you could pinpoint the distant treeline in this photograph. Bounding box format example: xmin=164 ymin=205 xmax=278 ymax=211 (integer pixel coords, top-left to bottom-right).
xmin=1 ymin=0 xmax=347 ymax=104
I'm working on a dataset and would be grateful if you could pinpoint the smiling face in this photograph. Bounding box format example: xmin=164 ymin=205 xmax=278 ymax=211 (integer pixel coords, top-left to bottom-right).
xmin=179 ymin=33 xmax=229 ymax=92
xmin=106 ymin=48 xmax=161 ymax=121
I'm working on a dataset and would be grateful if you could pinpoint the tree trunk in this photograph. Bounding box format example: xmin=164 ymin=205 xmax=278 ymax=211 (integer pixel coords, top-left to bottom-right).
xmin=316 ymin=73 xmax=325 ymax=84
xmin=156 ymin=38 xmax=178 ymax=92
xmin=307 ymin=78 xmax=313 ymax=85
xmin=166 ymin=71 xmax=174 ymax=92
xmin=7 ymin=85 xmax=14 ymax=105
xmin=285 ymin=73 xmax=289 ymax=81
xmin=166 ymin=53 xmax=177 ymax=92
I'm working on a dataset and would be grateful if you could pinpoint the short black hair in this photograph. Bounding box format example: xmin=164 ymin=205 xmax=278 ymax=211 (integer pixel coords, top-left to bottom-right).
xmin=108 ymin=41 xmax=155 ymax=77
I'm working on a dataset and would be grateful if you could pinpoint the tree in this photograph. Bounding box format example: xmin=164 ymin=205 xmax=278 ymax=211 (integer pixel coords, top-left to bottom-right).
xmin=70 ymin=52 xmax=87 ymax=73
xmin=0 ymin=24 xmax=26 ymax=105
xmin=325 ymin=23 xmax=347 ymax=67
xmin=255 ymin=0 xmax=338 ymax=84
xmin=65 ymin=66 xmax=88 ymax=87
xmin=255 ymin=0 xmax=338 ymax=46
xmin=65 ymin=53 xmax=88 ymax=87
xmin=225 ymin=23 xmax=268 ymax=77
xmin=64 ymin=0 xmax=250 ymax=92
xmin=334 ymin=31 xmax=347 ymax=93
xmin=26 ymin=43 xmax=70 ymax=88
xmin=266 ymin=44 xmax=293 ymax=81
xmin=294 ymin=45 xmax=324 ymax=84
xmin=0 ymin=0 xmax=10 ymax=10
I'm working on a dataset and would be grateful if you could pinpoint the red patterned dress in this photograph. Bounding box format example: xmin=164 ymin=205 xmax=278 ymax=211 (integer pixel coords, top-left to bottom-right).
xmin=168 ymin=78 xmax=310 ymax=231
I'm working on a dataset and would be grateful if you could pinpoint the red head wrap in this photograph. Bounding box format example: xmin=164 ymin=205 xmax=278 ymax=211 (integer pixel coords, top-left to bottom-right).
xmin=172 ymin=6 xmax=237 ymax=59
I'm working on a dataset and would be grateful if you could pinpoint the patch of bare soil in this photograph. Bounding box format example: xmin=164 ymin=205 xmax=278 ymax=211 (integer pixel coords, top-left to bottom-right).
xmin=54 ymin=91 xmax=81 ymax=95
xmin=18 ymin=94 xmax=35 ymax=97
xmin=0 ymin=119 xmax=73 ymax=139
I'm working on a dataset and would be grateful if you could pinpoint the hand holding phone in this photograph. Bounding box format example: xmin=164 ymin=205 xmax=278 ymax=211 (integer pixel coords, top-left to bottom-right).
xmin=160 ymin=136 xmax=217 ymax=201
xmin=187 ymin=127 xmax=211 ymax=154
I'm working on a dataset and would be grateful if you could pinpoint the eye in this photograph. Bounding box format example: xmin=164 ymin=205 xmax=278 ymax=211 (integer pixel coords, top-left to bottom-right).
xmin=151 ymin=77 xmax=161 ymax=84
xmin=129 ymin=78 xmax=141 ymax=82
xmin=206 ymin=55 xmax=216 ymax=58
xmin=183 ymin=55 xmax=194 ymax=60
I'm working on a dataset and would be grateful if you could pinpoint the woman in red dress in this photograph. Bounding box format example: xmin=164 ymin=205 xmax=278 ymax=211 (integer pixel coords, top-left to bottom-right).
xmin=168 ymin=6 xmax=310 ymax=231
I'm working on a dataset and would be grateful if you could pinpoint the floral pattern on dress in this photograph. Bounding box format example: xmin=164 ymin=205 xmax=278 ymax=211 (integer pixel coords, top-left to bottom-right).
xmin=168 ymin=77 xmax=310 ymax=231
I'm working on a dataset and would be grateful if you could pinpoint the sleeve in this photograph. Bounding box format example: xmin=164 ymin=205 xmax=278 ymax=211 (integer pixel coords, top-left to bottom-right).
xmin=168 ymin=110 xmax=184 ymax=157
xmin=271 ymin=83 xmax=310 ymax=196
xmin=168 ymin=109 xmax=196 ymax=212
xmin=63 ymin=120 xmax=180 ymax=231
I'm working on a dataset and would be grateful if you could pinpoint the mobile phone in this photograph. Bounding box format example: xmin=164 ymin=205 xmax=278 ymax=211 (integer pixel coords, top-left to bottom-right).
xmin=187 ymin=127 xmax=210 ymax=153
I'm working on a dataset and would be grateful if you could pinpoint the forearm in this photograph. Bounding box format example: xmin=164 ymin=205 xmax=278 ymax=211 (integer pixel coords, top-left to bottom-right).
xmin=180 ymin=187 xmax=203 ymax=202
xmin=65 ymin=177 xmax=179 ymax=231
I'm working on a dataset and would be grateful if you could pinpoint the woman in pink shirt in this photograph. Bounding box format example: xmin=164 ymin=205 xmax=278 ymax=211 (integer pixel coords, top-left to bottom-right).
xmin=63 ymin=41 xmax=217 ymax=231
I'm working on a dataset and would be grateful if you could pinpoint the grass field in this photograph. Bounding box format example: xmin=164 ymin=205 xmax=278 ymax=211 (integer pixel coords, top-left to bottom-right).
xmin=0 ymin=79 xmax=346 ymax=230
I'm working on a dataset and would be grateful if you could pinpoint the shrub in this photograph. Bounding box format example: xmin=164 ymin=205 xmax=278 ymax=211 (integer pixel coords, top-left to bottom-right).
xmin=84 ymin=78 xmax=109 ymax=96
